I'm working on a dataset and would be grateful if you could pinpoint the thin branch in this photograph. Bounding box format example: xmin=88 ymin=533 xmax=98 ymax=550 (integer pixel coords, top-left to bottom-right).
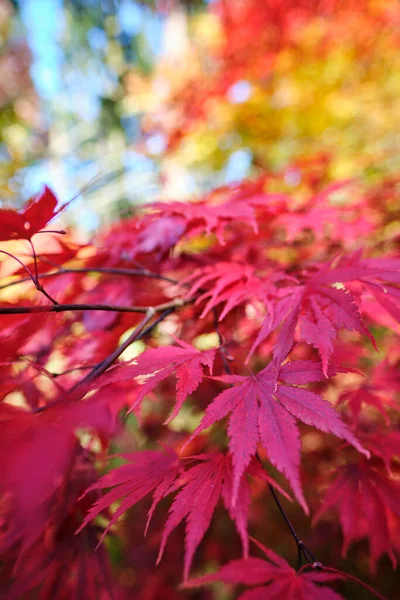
xmin=27 ymin=239 xmax=39 ymax=282
xmin=136 ymin=306 xmax=176 ymax=339
xmin=36 ymin=229 xmax=67 ymax=235
xmin=67 ymin=307 xmax=176 ymax=393
xmin=0 ymin=265 xmax=179 ymax=292
xmin=21 ymin=359 xmax=66 ymax=392
xmin=212 ymin=306 xmax=232 ymax=375
xmin=267 ymin=481 xmax=318 ymax=566
xmin=51 ymin=365 xmax=96 ymax=378
xmin=68 ymin=308 xmax=156 ymax=392
xmin=39 ymin=265 xmax=179 ymax=285
xmin=0 ymin=250 xmax=37 ymax=286
xmin=27 ymin=239 xmax=59 ymax=305
xmin=0 ymin=297 xmax=189 ymax=316
xmin=254 ymin=451 xmax=318 ymax=568
xmin=310 ymin=566 xmax=388 ymax=600
xmin=32 ymin=306 xmax=175 ymax=414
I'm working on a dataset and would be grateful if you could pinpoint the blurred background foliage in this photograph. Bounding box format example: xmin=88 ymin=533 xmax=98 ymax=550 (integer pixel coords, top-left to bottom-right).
xmin=0 ymin=0 xmax=400 ymax=236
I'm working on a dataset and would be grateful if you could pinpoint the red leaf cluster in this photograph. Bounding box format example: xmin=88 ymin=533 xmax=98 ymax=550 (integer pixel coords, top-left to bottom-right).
xmin=1 ymin=158 xmax=399 ymax=599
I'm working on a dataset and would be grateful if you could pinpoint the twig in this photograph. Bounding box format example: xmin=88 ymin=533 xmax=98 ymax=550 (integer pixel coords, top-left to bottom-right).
xmin=68 ymin=308 xmax=156 ymax=392
xmin=0 ymin=297 xmax=189 ymax=316
xmin=309 ymin=566 xmax=388 ymax=600
xmin=32 ymin=307 xmax=175 ymax=414
xmin=212 ymin=307 xmax=232 ymax=375
xmin=51 ymin=365 xmax=96 ymax=378
xmin=27 ymin=239 xmax=59 ymax=306
xmin=267 ymin=480 xmax=318 ymax=568
xmin=0 ymin=265 xmax=180 ymax=291
xmin=0 ymin=250 xmax=37 ymax=286
xmin=254 ymin=451 xmax=317 ymax=569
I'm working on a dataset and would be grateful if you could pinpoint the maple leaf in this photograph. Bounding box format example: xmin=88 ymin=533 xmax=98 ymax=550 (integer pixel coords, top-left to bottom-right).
xmin=133 ymin=214 xmax=187 ymax=257
xmin=313 ymin=460 xmax=400 ymax=572
xmin=337 ymin=384 xmax=397 ymax=425
xmin=0 ymin=404 xmax=78 ymax=563
xmin=4 ymin=456 xmax=119 ymax=600
xmin=157 ymin=453 xmax=287 ymax=580
xmin=122 ymin=338 xmax=216 ymax=422
xmin=78 ymin=451 xmax=286 ymax=581
xmin=0 ymin=396 xmax=121 ymax=565
xmin=184 ymin=540 xmax=345 ymax=599
xmin=361 ymin=430 xmax=400 ymax=473
xmin=181 ymin=261 xmax=288 ymax=322
xmin=183 ymin=262 xmax=295 ymax=322
xmin=184 ymin=361 xmax=368 ymax=511
xmin=151 ymin=195 xmax=258 ymax=243
xmin=250 ymin=262 xmax=376 ymax=375
xmin=0 ymin=308 xmax=48 ymax=361
xmin=77 ymin=447 xmax=182 ymax=543
xmin=102 ymin=213 xmax=187 ymax=261
xmin=328 ymin=253 xmax=400 ymax=328
xmin=183 ymin=262 xmax=263 ymax=320
xmin=0 ymin=186 xmax=69 ymax=241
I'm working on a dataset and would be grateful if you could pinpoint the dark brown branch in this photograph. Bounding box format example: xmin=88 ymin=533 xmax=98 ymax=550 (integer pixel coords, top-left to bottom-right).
xmin=27 ymin=239 xmax=60 ymax=306
xmin=0 ymin=297 xmax=189 ymax=316
xmin=267 ymin=481 xmax=317 ymax=567
xmin=68 ymin=308 xmax=156 ymax=392
xmin=32 ymin=306 xmax=175 ymax=414
xmin=254 ymin=452 xmax=318 ymax=569
xmin=51 ymin=365 xmax=96 ymax=378
xmin=212 ymin=307 xmax=232 ymax=375
xmin=0 ymin=266 xmax=179 ymax=291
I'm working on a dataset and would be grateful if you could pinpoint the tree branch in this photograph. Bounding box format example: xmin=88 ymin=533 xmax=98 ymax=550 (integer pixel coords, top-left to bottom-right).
xmin=32 ymin=306 xmax=176 ymax=414
xmin=0 ymin=266 xmax=179 ymax=291
xmin=68 ymin=308 xmax=156 ymax=392
xmin=0 ymin=297 xmax=189 ymax=316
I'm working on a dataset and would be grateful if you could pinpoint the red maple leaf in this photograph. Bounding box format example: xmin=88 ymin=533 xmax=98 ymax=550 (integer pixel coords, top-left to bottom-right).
xmin=0 ymin=186 xmax=69 ymax=241
xmin=157 ymin=454 xmax=287 ymax=580
xmin=151 ymin=194 xmax=258 ymax=243
xmin=78 ymin=450 xmax=288 ymax=581
xmin=77 ymin=447 xmax=182 ymax=543
xmin=0 ymin=308 xmax=47 ymax=361
xmin=250 ymin=261 xmax=377 ymax=374
xmin=361 ymin=430 xmax=400 ymax=473
xmin=182 ymin=261 xmax=292 ymax=322
xmin=183 ymin=262 xmax=264 ymax=320
xmin=122 ymin=339 xmax=216 ymax=422
xmin=184 ymin=361 xmax=368 ymax=511
xmin=184 ymin=539 xmax=345 ymax=599
xmin=313 ymin=460 xmax=400 ymax=572
xmin=337 ymin=383 xmax=397 ymax=425
xmin=0 ymin=404 xmax=78 ymax=563
xmin=4 ymin=456 xmax=119 ymax=600
xmin=0 ymin=396 xmax=121 ymax=565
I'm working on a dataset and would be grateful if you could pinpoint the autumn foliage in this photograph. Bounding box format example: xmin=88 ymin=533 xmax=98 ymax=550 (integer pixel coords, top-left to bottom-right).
xmin=1 ymin=1 xmax=400 ymax=599
xmin=0 ymin=157 xmax=399 ymax=599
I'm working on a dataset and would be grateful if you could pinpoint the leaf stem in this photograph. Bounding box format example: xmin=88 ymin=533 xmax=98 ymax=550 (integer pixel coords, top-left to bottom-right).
xmin=254 ymin=449 xmax=318 ymax=569
xmin=318 ymin=566 xmax=388 ymax=600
